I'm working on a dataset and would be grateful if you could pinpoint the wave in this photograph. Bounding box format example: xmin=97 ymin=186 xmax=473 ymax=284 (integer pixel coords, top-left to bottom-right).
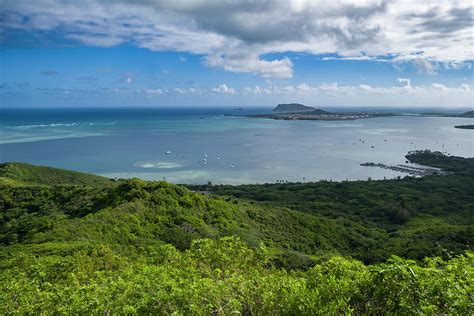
xmin=134 ymin=161 xmax=183 ymax=169
xmin=0 ymin=132 xmax=104 ymax=144
xmin=10 ymin=122 xmax=117 ymax=129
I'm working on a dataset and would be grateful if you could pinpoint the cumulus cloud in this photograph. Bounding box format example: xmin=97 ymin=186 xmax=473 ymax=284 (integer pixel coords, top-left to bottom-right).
xmin=205 ymin=54 xmax=293 ymax=78
xmin=397 ymin=78 xmax=411 ymax=88
xmin=445 ymin=61 xmax=472 ymax=70
xmin=460 ymin=84 xmax=471 ymax=92
xmin=431 ymin=83 xmax=447 ymax=91
xmin=174 ymin=88 xmax=186 ymax=94
xmin=174 ymin=87 xmax=202 ymax=94
xmin=411 ymin=58 xmax=437 ymax=75
xmin=1 ymin=1 xmax=473 ymax=78
xmin=5 ymin=78 xmax=470 ymax=107
xmin=359 ymin=84 xmax=373 ymax=91
xmin=212 ymin=84 xmax=236 ymax=94
xmin=242 ymin=81 xmax=473 ymax=99
xmin=251 ymin=86 xmax=269 ymax=94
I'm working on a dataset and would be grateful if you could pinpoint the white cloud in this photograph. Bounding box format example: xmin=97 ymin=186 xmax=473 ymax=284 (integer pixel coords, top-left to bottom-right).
xmin=296 ymin=83 xmax=318 ymax=94
xmin=243 ymin=80 xmax=473 ymax=99
xmin=145 ymin=88 xmax=163 ymax=95
xmin=444 ymin=61 xmax=472 ymax=70
xmin=243 ymin=85 xmax=272 ymax=95
xmin=212 ymin=84 xmax=236 ymax=94
xmin=460 ymin=84 xmax=471 ymax=92
xmin=359 ymin=84 xmax=373 ymax=91
xmin=397 ymin=78 xmax=411 ymax=88
xmin=411 ymin=58 xmax=437 ymax=75
xmin=174 ymin=87 xmax=202 ymax=94
xmin=431 ymin=83 xmax=447 ymax=91
xmin=13 ymin=79 xmax=472 ymax=108
xmin=319 ymin=83 xmax=340 ymax=92
xmin=205 ymin=54 xmax=293 ymax=79
xmin=67 ymin=34 xmax=124 ymax=47
xmin=2 ymin=0 xmax=472 ymax=78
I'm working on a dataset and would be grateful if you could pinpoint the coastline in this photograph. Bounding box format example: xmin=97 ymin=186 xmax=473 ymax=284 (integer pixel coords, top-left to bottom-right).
xmin=227 ymin=112 xmax=397 ymax=121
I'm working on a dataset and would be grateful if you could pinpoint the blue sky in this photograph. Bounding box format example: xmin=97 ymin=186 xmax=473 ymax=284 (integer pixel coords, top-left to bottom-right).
xmin=1 ymin=1 xmax=473 ymax=108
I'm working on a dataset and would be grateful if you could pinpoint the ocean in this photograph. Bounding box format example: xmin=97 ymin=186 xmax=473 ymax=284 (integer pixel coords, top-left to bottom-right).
xmin=1 ymin=107 xmax=473 ymax=184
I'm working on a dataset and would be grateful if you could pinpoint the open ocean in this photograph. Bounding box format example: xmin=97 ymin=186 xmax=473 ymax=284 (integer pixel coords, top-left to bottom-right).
xmin=1 ymin=107 xmax=473 ymax=184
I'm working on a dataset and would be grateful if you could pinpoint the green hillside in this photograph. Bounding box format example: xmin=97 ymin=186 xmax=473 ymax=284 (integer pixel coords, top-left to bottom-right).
xmin=0 ymin=151 xmax=473 ymax=314
xmin=0 ymin=162 xmax=113 ymax=186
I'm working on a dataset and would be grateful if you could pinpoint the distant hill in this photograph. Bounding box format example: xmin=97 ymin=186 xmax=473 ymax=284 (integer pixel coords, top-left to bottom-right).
xmin=273 ymin=103 xmax=315 ymax=113
xmin=420 ymin=110 xmax=474 ymax=118
xmin=309 ymin=109 xmax=332 ymax=115
xmin=460 ymin=110 xmax=474 ymax=118
xmin=0 ymin=162 xmax=113 ymax=186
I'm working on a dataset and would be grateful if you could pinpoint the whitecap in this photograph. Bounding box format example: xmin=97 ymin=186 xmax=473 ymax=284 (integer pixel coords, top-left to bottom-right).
xmin=11 ymin=122 xmax=116 ymax=129
xmin=134 ymin=161 xmax=182 ymax=169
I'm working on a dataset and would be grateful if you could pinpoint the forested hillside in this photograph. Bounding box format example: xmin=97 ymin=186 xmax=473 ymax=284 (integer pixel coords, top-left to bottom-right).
xmin=0 ymin=151 xmax=473 ymax=314
xmin=0 ymin=162 xmax=113 ymax=186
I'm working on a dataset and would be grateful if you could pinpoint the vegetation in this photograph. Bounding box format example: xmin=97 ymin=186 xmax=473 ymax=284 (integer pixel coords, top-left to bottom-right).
xmin=195 ymin=151 xmax=474 ymax=263
xmin=455 ymin=124 xmax=474 ymax=130
xmin=1 ymin=237 xmax=472 ymax=314
xmin=0 ymin=162 xmax=113 ymax=186
xmin=0 ymin=150 xmax=473 ymax=314
xmin=273 ymin=103 xmax=316 ymax=112
xmin=421 ymin=110 xmax=474 ymax=118
xmin=248 ymin=104 xmax=395 ymax=121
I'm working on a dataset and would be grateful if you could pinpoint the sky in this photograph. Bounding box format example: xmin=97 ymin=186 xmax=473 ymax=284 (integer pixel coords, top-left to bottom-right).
xmin=0 ymin=0 xmax=473 ymax=109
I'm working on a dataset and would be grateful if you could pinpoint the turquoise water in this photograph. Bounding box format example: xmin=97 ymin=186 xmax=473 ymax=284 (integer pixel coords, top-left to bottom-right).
xmin=1 ymin=107 xmax=473 ymax=184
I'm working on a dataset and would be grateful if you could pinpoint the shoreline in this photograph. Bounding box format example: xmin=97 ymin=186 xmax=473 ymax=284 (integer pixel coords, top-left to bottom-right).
xmin=225 ymin=112 xmax=397 ymax=121
xmin=359 ymin=162 xmax=449 ymax=176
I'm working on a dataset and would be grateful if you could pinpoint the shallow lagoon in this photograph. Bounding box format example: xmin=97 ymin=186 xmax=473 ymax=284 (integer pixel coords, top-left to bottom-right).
xmin=1 ymin=107 xmax=473 ymax=184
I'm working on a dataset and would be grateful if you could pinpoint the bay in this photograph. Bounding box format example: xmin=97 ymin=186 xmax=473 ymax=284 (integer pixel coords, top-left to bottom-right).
xmin=1 ymin=107 xmax=473 ymax=184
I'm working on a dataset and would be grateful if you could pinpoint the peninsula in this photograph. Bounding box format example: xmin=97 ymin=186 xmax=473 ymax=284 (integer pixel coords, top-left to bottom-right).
xmin=454 ymin=125 xmax=474 ymax=129
xmin=421 ymin=110 xmax=474 ymax=118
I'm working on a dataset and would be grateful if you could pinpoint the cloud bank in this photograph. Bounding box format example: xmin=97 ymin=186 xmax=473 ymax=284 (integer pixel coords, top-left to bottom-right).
xmin=1 ymin=0 xmax=472 ymax=78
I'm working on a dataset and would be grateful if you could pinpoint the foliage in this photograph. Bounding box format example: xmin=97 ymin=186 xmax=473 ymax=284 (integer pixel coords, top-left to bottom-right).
xmin=0 ymin=162 xmax=113 ymax=186
xmin=0 ymin=237 xmax=472 ymax=314
xmin=196 ymin=151 xmax=474 ymax=262
xmin=406 ymin=150 xmax=474 ymax=174
xmin=0 ymin=150 xmax=473 ymax=313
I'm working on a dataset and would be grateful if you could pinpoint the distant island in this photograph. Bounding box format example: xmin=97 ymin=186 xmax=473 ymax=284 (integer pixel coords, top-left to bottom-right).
xmin=228 ymin=105 xmax=474 ymax=121
xmin=237 ymin=103 xmax=396 ymax=121
xmin=454 ymin=125 xmax=474 ymax=129
xmin=421 ymin=110 xmax=474 ymax=118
